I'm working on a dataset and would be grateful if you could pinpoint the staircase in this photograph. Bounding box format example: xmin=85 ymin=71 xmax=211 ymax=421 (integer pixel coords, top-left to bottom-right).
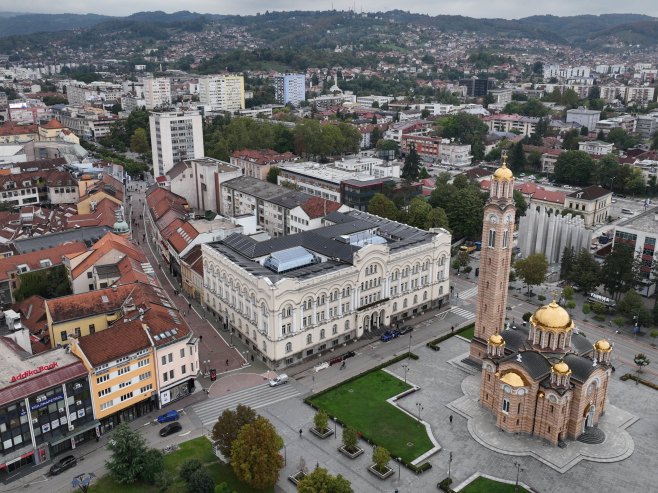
xmin=577 ymin=426 xmax=606 ymax=444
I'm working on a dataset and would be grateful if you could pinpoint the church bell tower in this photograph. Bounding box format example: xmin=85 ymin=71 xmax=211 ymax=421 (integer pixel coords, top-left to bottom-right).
xmin=469 ymin=153 xmax=516 ymax=363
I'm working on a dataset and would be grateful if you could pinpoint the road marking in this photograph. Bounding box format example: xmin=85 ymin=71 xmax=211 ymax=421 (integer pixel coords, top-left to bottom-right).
xmin=179 ymin=431 xmax=191 ymax=437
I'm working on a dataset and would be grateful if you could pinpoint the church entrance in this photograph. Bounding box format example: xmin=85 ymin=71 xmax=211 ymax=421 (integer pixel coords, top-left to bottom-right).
xmin=582 ymin=404 xmax=596 ymax=432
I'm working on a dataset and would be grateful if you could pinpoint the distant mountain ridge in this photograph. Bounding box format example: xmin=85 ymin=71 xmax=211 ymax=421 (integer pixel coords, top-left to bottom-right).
xmin=1 ymin=10 xmax=657 ymax=48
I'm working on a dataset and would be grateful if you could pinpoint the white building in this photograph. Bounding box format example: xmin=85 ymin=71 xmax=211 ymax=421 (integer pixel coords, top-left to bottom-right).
xmin=198 ymin=75 xmax=245 ymax=112
xmin=566 ymin=107 xmax=601 ymax=130
xmin=578 ymin=140 xmax=613 ymax=156
xmin=274 ymin=73 xmax=306 ymax=106
xmin=167 ymin=157 xmax=243 ymax=212
xmin=143 ymin=77 xmax=172 ymax=110
xmin=65 ymin=81 xmax=122 ymax=106
xmin=201 ymin=210 xmax=451 ymax=368
xmin=439 ymin=141 xmax=473 ymax=167
xmin=333 ymin=156 xmax=400 ymax=178
xmin=149 ymin=111 xmax=204 ymax=178
xmin=488 ymin=88 xmax=513 ymax=105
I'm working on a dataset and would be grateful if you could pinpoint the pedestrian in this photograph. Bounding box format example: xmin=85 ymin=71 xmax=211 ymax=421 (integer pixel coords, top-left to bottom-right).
xmin=451 ymin=326 xmax=454 ymax=333
xmin=299 ymin=428 xmax=303 ymax=438
xmin=225 ymin=359 xmax=229 ymax=366
xmin=188 ymin=302 xmax=192 ymax=310
xmin=449 ymin=414 xmax=453 ymax=424
xmin=199 ymin=335 xmax=203 ymax=342
xmin=251 ymin=354 xmax=254 ymax=362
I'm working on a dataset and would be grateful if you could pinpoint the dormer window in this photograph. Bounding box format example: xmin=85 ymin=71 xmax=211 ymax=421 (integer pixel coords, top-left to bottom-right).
xmin=17 ymin=264 xmax=29 ymax=273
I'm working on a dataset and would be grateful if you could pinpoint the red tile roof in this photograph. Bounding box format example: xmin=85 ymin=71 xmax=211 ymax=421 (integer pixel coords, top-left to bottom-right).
xmin=231 ymin=149 xmax=298 ymax=166
xmin=69 ymin=232 xmax=145 ymax=279
xmin=0 ymin=241 xmax=86 ymax=281
xmin=40 ymin=118 xmax=64 ymax=130
xmin=77 ymin=319 xmax=151 ymax=366
xmin=300 ymin=196 xmax=342 ymax=219
xmin=146 ymin=188 xmax=189 ymax=223
xmin=0 ymin=122 xmax=38 ymax=137
xmin=531 ymin=189 xmax=566 ymax=204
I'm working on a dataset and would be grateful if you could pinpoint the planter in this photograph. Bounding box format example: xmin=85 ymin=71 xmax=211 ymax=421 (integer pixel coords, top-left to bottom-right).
xmin=288 ymin=471 xmax=307 ymax=486
xmin=310 ymin=427 xmax=334 ymax=439
xmin=368 ymin=464 xmax=394 ymax=479
xmin=338 ymin=445 xmax=364 ymax=459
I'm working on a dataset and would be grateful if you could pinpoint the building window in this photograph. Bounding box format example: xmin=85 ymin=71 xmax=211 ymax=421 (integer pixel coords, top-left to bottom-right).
xmin=180 ymin=348 xmax=185 ymax=358
xmin=120 ymin=392 xmax=133 ymax=402
xmin=320 ymin=329 xmax=326 ymax=339
xmin=161 ymin=355 xmax=167 ymax=365
xmin=117 ymin=366 xmax=130 ymax=376
xmin=181 ymin=365 xmax=186 ymax=374
xmin=285 ymin=342 xmax=292 ymax=353
xmin=503 ymin=231 xmax=509 ymax=248
xmin=332 ymin=324 xmax=338 ymax=335
xmin=97 ymin=374 xmax=109 ymax=384
xmin=138 ymin=358 xmax=149 ymax=368
xmin=89 ymin=324 xmax=95 ymax=334
xmin=306 ymin=334 xmax=312 ymax=345
xmin=140 ymin=384 xmax=153 ymax=394
xmin=60 ymin=331 xmax=67 ymax=341
xmin=98 ymin=388 xmax=111 ymax=397
xmin=100 ymin=401 xmax=113 ymax=411
xmin=488 ymin=229 xmax=496 ymax=248
xmin=139 ymin=371 xmax=151 ymax=381
xmin=168 ymin=353 xmax=173 ymax=363
xmin=502 ymin=399 xmax=510 ymax=413
xmin=163 ymin=372 xmax=168 ymax=382
xmin=169 ymin=370 xmax=174 ymax=379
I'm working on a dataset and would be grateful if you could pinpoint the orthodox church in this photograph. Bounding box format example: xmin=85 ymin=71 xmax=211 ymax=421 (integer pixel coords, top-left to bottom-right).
xmin=470 ymin=155 xmax=614 ymax=445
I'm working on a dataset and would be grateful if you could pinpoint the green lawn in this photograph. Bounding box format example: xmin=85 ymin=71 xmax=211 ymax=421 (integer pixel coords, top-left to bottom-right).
xmin=308 ymin=370 xmax=434 ymax=463
xmin=91 ymin=437 xmax=273 ymax=493
xmin=458 ymin=324 xmax=475 ymax=341
xmin=460 ymin=476 xmax=530 ymax=493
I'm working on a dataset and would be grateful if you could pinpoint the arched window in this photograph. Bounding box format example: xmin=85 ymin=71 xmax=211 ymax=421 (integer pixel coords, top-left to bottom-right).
xmin=423 ymin=291 xmax=428 ymax=301
xmin=503 ymin=230 xmax=509 ymax=248
xmin=413 ymin=295 xmax=418 ymax=304
xmin=345 ymin=320 xmax=350 ymax=331
xmin=439 ymin=286 xmax=443 ymax=295
xmin=285 ymin=342 xmax=292 ymax=353
xmin=320 ymin=329 xmax=326 ymax=339
xmin=403 ymin=299 xmax=408 ymax=308
xmin=332 ymin=324 xmax=338 ymax=335
xmin=488 ymin=229 xmax=496 ymax=248
xmin=393 ymin=302 xmax=398 ymax=311
xmin=306 ymin=334 xmax=312 ymax=345
xmin=262 ymin=341 xmax=267 ymax=351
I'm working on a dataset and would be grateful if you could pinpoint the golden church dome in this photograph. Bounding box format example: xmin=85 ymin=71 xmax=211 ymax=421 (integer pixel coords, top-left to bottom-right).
xmin=530 ymin=300 xmax=574 ymax=332
xmin=493 ymin=162 xmax=514 ymax=181
xmin=594 ymin=339 xmax=612 ymax=352
xmin=500 ymin=371 xmax=525 ymax=387
xmin=552 ymin=360 xmax=571 ymax=375
xmin=488 ymin=333 xmax=505 ymax=346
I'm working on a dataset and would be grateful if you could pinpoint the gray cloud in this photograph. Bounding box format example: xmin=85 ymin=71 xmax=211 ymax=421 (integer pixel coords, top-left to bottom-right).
xmin=14 ymin=0 xmax=658 ymax=18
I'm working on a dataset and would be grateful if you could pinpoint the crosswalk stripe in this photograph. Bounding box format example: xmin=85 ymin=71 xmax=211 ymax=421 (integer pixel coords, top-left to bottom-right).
xmin=459 ymin=287 xmax=478 ymax=300
xmin=450 ymin=307 xmax=476 ymax=320
xmin=192 ymin=385 xmax=300 ymax=426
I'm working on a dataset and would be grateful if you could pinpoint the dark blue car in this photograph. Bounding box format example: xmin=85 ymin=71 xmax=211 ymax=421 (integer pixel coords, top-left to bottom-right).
xmin=380 ymin=330 xmax=400 ymax=342
xmin=157 ymin=410 xmax=180 ymax=423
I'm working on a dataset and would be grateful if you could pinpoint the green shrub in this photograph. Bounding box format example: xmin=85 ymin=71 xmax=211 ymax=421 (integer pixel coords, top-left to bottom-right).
xmin=566 ymin=300 xmax=576 ymax=309
xmin=582 ymin=303 xmax=591 ymax=314
xmin=522 ymin=312 xmax=532 ymax=322
xmin=562 ymin=286 xmax=574 ymax=300
xmin=591 ymin=302 xmax=608 ymax=315
xmin=179 ymin=458 xmax=203 ymax=483
xmin=538 ymin=295 xmax=546 ymax=302
xmin=313 ymin=410 xmax=329 ymax=433
xmin=593 ymin=314 xmax=605 ymax=322
xmin=188 ymin=469 xmax=215 ymax=493
xmin=438 ymin=477 xmax=455 ymax=492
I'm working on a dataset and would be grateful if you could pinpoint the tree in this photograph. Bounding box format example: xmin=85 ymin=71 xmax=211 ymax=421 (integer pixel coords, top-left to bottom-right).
xmin=211 ymin=404 xmax=257 ymax=458
xmin=419 ymin=167 xmax=430 ymax=179
xmin=561 ymin=129 xmax=580 ymax=150
xmin=313 ymin=410 xmax=329 ymax=433
xmin=606 ymin=128 xmax=637 ymax=150
xmin=297 ymin=468 xmax=353 ymax=493
xmin=618 ymin=289 xmax=644 ymax=318
xmin=513 ymin=189 xmax=527 ymax=217
xmin=428 ymin=207 xmax=450 ymax=230
xmin=180 ymin=459 xmax=203 ymax=482
xmin=580 ymin=125 xmax=589 ymax=136
xmin=600 ymin=244 xmax=637 ymax=300
xmin=595 ymin=154 xmax=619 ymax=188
xmin=372 ymin=446 xmax=391 ymax=473
xmin=560 ymin=246 xmax=575 ymax=281
xmin=401 ymin=144 xmax=420 ymax=183
xmin=14 ymin=265 xmax=72 ymax=301
xmin=514 ymin=253 xmax=548 ymax=294
xmin=266 ymin=166 xmax=280 ymax=184
xmin=367 ymin=193 xmax=398 ymax=220
xmin=230 ymin=416 xmax=284 ymax=490
xmin=106 ymin=424 xmax=163 ymax=484
xmin=634 ymin=353 xmax=650 ymax=383
xmin=553 ymin=150 xmax=595 ymax=185
xmin=436 ymin=113 xmax=489 ymax=145
xmin=406 ymin=197 xmax=433 ymax=229
xmin=130 ymin=127 xmax=149 ymax=154
xmin=342 ymin=426 xmax=358 ymax=452
xmin=651 ymin=131 xmax=658 ymax=151
xmin=458 ymin=250 xmax=470 ymax=271
xmin=471 ymin=133 xmax=485 ymax=160
xmin=570 ymin=249 xmax=601 ymax=294
xmin=188 ymin=469 xmax=215 ymax=493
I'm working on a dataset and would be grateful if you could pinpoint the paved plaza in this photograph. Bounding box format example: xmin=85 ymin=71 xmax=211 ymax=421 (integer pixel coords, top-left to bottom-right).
xmin=250 ymin=336 xmax=658 ymax=493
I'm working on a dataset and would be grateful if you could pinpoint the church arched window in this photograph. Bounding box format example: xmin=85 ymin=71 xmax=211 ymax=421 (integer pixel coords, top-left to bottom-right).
xmin=502 ymin=230 xmax=509 ymax=248
xmin=488 ymin=229 xmax=496 ymax=248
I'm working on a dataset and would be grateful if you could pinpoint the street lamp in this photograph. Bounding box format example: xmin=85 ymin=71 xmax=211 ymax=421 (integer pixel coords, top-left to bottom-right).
xmin=514 ymin=461 xmax=524 ymax=492
xmin=397 ymin=456 xmax=402 ymax=479
xmin=72 ymin=473 xmax=96 ymax=493
xmin=610 ymin=176 xmax=616 ymax=193
xmin=334 ymin=417 xmax=337 ymax=439
xmin=401 ymin=364 xmax=409 ymax=384
xmin=282 ymin=443 xmax=287 ymax=466
xmin=448 ymin=451 xmax=453 ymax=480
xmin=415 ymin=402 xmax=424 ymax=423
xmin=204 ymin=360 xmax=210 ymax=375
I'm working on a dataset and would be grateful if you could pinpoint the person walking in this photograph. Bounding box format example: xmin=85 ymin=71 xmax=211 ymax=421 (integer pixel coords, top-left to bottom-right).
xmin=299 ymin=428 xmax=303 ymax=438
xmin=449 ymin=414 xmax=453 ymax=424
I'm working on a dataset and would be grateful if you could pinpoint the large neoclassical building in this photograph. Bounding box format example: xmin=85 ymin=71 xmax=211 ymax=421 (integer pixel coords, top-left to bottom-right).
xmin=472 ymin=156 xmax=614 ymax=445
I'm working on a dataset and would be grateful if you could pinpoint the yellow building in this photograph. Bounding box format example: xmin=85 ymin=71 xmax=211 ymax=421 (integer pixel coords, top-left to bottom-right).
xmin=76 ymin=174 xmax=124 ymax=215
xmin=69 ymin=321 xmax=158 ymax=430
xmin=45 ymin=282 xmax=167 ymax=347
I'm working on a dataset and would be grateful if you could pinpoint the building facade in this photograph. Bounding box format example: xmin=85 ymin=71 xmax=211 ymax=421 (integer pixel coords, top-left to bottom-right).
xmin=201 ymin=210 xmax=451 ymax=369
xmin=143 ymin=77 xmax=172 ymax=110
xmin=199 ymin=75 xmax=245 ymax=112
xmin=149 ymin=111 xmax=204 ymax=178
xmin=274 ymin=73 xmax=306 ymax=106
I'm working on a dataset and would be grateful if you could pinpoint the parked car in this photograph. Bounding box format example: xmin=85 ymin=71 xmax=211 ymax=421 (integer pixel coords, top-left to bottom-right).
xmin=269 ymin=374 xmax=289 ymax=387
xmin=380 ymin=330 xmax=400 ymax=342
xmin=157 ymin=410 xmax=180 ymax=423
xmin=159 ymin=422 xmax=182 ymax=437
xmin=49 ymin=455 xmax=77 ymax=476
xmin=398 ymin=325 xmax=414 ymax=335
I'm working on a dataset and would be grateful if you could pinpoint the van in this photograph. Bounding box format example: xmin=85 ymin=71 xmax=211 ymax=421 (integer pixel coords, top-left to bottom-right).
xmin=621 ymin=208 xmax=634 ymax=215
xmin=269 ymin=374 xmax=289 ymax=387
xmin=587 ymin=293 xmax=616 ymax=308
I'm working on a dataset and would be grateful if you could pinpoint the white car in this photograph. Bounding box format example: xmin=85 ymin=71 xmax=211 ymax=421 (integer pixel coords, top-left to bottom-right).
xmin=269 ymin=374 xmax=289 ymax=387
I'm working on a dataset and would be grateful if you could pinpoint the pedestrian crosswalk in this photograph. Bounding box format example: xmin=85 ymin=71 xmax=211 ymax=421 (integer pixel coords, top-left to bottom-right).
xmin=450 ymin=306 xmax=476 ymax=321
xmin=191 ymin=384 xmax=300 ymax=427
xmin=459 ymin=287 xmax=478 ymax=300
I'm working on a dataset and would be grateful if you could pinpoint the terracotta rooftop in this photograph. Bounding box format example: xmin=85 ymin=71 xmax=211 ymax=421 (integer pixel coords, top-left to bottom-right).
xmin=0 ymin=122 xmax=38 ymax=137
xmin=531 ymin=189 xmax=567 ymax=204
xmin=69 ymin=231 xmax=145 ymax=279
xmin=0 ymin=241 xmax=86 ymax=280
xmin=40 ymin=118 xmax=64 ymax=130
xmin=13 ymin=294 xmax=50 ymax=353
xmin=181 ymin=244 xmax=203 ymax=277
xmin=300 ymin=196 xmax=342 ymax=219
xmin=146 ymin=187 xmax=190 ymax=223
xmin=65 ymin=197 xmax=119 ymax=230
xmin=77 ymin=319 xmax=151 ymax=366
xmin=568 ymin=185 xmax=611 ymax=201
xmin=231 ymin=148 xmax=298 ymax=166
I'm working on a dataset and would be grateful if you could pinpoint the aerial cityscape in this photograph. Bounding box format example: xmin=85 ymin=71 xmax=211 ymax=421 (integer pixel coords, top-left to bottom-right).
xmin=0 ymin=3 xmax=657 ymax=493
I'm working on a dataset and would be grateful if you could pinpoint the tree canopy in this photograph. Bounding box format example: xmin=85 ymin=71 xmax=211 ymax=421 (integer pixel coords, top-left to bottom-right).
xmin=514 ymin=253 xmax=548 ymax=294
xmin=435 ymin=113 xmax=489 ymax=145
xmin=297 ymin=468 xmax=353 ymax=493
xmin=553 ymin=150 xmax=596 ymax=186
xmin=212 ymin=404 xmax=258 ymax=459
xmin=367 ymin=193 xmax=398 ymax=220
xmin=401 ymin=143 xmax=420 ymax=183
xmin=600 ymin=244 xmax=637 ymax=300
xmin=14 ymin=265 xmax=72 ymax=301
xmin=105 ymin=424 xmax=164 ymax=485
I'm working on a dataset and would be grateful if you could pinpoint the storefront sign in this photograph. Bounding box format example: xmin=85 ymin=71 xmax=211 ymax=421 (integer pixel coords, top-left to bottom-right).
xmin=160 ymin=390 xmax=171 ymax=406
xmin=10 ymin=362 xmax=58 ymax=383
xmin=30 ymin=393 xmax=64 ymax=411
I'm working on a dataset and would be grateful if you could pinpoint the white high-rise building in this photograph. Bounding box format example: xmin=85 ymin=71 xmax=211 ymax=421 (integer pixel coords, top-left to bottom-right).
xmin=198 ymin=75 xmax=245 ymax=112
xmin=143 ymin=77 xmax=172 ymax=110
xmin=149 ymin=111 xmax=204 ymax=178
xmin=274 ymin=73 xmax=306 ymax=106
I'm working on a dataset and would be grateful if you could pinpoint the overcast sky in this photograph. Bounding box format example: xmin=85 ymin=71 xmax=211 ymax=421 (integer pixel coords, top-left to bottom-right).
xmin=10 ymin=1 xmax=658 ymax=19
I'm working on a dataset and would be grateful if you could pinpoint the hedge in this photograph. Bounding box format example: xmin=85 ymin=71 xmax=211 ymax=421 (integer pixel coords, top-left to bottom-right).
xmin=438 ymin=477 xmax=455 ymax=492
xmin=620 ymin=373 xmax=658 ymax=391
xmin=426 ymin=323 xmax=475 ymax=350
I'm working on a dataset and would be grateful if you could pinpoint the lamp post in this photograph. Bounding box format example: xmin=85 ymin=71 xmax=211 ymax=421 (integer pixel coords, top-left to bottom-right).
xmin=514 ymin=461 xmax=524 ymax=492
xmin=397 ymin=456 xmax=402 ymax=479
xmin=401 ymin=364 xmax=409 ymax=384
xmin=283 ymin=443 xmax=287 ymax=466
xmin=415 ymin=402 xmax=424 ymax=423
xmin=448 ymin=451 xmax=453 ymax=480
xmin=334 ymin=417 xmax=337 ymax=439
xmin=72 ymin=473 xmax=96 ymax=493
xmin=610 ymin=176 xmax=616 ymax=193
